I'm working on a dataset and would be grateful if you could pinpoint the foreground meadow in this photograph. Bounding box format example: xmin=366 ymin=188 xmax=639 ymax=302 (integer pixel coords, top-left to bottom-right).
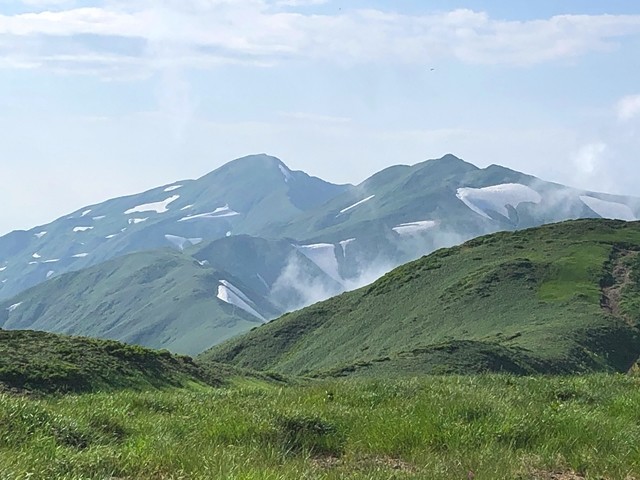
xmin=1 ymin=375 xmax=640 ymax=479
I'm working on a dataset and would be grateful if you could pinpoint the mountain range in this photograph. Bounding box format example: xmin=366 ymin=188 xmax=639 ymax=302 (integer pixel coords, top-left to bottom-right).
xmin=2 ymin=153 xmax=640 ymax=354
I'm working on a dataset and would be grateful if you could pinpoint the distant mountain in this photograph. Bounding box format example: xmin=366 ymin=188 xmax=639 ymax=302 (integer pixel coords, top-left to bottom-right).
xmin=0 ymin=154 xmax=350 ymax=301
xmin=202 ymin=219 xmax=640 ymax=376
xmin=3 ymin=153 xmax=640 ymax=355
xmin=0 ymin=235 xmax=341 ymax=354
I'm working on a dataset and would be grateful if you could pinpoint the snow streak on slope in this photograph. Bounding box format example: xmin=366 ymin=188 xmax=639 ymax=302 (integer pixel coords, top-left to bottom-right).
xmin=297 ymin=243 xmax=341 ymax=282
xmin=7 ymin=302 xmax=22 ymax=312
xmin=34 ymin=231 xmax=47 ymax=238
xmin=339 ymin=195 xmax=375 ymax=215
xmin=125 ymin=195 xmax=180 ymax=214
xmin=216 ymin=280 xmax=265 ymax=321
xmin=73 ymin=226 xmax=93 ymax=232
xmin=178 ymin=205 xmax=240 ymax=221
xmin=339 ymin=238 xmax=355 ymax=255
xmin=279 ymin=164 xmax=292 ymax=183
xmin=164 ymin=185 xmax=182 ymax=192
xmin=456 ymin=184 xmax=542 ymax=219
xmin=580 ymin=196 xmax=637 ymax=221
xmin=392 ymin=220 xmax=437 ymax=235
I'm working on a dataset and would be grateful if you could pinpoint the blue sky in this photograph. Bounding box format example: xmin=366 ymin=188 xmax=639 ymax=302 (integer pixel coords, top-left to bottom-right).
xmin=1 ymin=0 xmax=639 ymax=234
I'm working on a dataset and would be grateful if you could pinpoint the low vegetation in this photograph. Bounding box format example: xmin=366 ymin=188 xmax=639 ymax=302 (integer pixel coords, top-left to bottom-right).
xmin=2 ymin=375 xmax=640 ymax=479
xmin=204 ymin=219 xmax=640 ymax=377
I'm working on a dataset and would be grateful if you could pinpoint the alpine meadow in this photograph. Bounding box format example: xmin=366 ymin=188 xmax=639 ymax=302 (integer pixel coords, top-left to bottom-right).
xmin=3 ymin=1 xmax=640 ymax=479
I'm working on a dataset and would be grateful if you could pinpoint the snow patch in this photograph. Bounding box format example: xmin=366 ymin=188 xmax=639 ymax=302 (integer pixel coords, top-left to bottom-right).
xmin=105 ymin=234 xmax=118 ymax=239
xmin=125 ymin=195 xmax=180 ymax=215
xmin=81 ymin=209 xmax=92 ymax=217
xmin=178 ymin=205 xmax=240 ymax=222
xmin=339 ymin=238 xmax=355 ymax=255
xmin=217 ymin=280 xmax=265 ymax=321
xmin=180 ymin=204 xmax=194 ymax=211
xmin=580 ymin=196 xmax=637 ymax=221
xmin=28 ymin=261 xmax=38 ymax=265
xmin=43 ymin=259 xmax=59 ymax=263
xmin=0 ymin=266 xmax=6 ymax=272
xmin=32 ymin=253 xmax=41 ymax=259
xmin=339 ymin=195 xmax=375 ymax=215
xmin=456 ymin=184 xmax=542 ymax=219
xmin=46 ymin=270 xmax=55 ymax=279
xmin=93 ymin=215 xmax=106 ymax=220
xmin=128 ymin=218 xmax=148 ymax=225
xmin=296 ymin=243 xmax=341 ymax=282
xmin=279 ymin=164 xmax=292 ymax=183
xmin=7 ymin=302 xmax=22 ymax=312
xmin=73 ymin=226 xmax=94 ymax=232
xmin=34 ymin=231 xmax=47 ymax=239
xmin=393 ymin=220 xmax=437 ymax=235
xmin=72 ymin=253 xmax=89 ymax=258
xmin=164 ymin=185 xmax=182 ymax=192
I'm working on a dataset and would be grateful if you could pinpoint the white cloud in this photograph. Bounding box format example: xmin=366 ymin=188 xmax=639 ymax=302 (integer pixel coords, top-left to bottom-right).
xmin=572 ymin=142 xmax=607 ymax=175
xmin=617 ymin=94 xmax=640 ymax=121
xmin=0 ymin=3 xmax=639 ymax=76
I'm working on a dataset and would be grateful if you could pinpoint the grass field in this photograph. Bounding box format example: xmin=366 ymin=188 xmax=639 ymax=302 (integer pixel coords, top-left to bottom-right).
xmin=2 ymin=375 xmax=640 ymax=479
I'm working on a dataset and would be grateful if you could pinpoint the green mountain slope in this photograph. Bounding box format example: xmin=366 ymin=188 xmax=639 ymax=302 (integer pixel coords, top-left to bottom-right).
xmin=203 ymin=219 xmax=640 ymax=376
xmin=0 ymin=250 xmax=273 ymax=355
xmin=0 ymin=154 xmax=351 ymax=302
xmin=0 ymin=235 xmax=342 ymax=355
xmin=0 ymin=329 xmax=216 ymax=394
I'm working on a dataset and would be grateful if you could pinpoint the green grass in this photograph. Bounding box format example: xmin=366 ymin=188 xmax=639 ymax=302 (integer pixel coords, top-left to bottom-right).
xmin=0 ymin=329 xmax=223 ymax=394
xmin=203 ymin=219 xmax=640 ymax=377
xmin=2 ymin=375 xmax=640 ymax=479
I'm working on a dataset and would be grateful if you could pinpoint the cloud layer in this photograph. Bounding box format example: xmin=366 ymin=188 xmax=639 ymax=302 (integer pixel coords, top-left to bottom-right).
xmin=1 ymin=1 xmax=640 ymax=76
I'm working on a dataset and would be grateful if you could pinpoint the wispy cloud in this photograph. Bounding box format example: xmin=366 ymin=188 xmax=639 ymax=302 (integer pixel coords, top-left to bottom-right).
xmin=278 ymin=111 xmax=351 ymax=123
xmin=0 ymin=2 xmax=639 ymax=77
xmin=617 ymin=94 xmax=640 ymax=121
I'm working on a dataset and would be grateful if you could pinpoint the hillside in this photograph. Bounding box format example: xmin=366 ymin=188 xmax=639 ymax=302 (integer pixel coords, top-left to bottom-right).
xmin=0 ymin=329 xmax=215 ymax=394
xmin=0 ymin=236 xmax=345 ymax=355
xmin=203 ymin=219 xmax=640 ymax=376
xmin=0 ymin=154 xmax=350 ymax=302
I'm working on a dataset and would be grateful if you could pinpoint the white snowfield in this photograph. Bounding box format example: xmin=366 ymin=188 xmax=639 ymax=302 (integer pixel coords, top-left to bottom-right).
xmin=279 ymin=164 xmax=292 ymax=183
xmin=93 ymin=215 xmax=106 ymax=220
xmin=164 ymin=235 xmax=202 ymax=251
xmin=81 ymin=209 xmax=92 ymax=217
xmin=128 ymin=218 xmax=148 ymax=225
xmin=164 ymin=185 xmax=182 ymax=192
xmin=216 ymin=280 xmax=265 ymax=321
xmin=580 ymin=195 xmax=637 ymax=221
xmin=178 ymin=205 xmax=240 ymax=222
xmin=34 ymin=231 xmax=47 ymax=239
xmin=0 ymin=266 xmax=6 ymax=272
xmin=73 ymin=226 xmax=94 ymax=232
xmin=105 ymin=234 xmax=118 ymax=239
xmin=393 ymin=220 xmax=437 ymax=235
xmin=339 ymin=195 xmax=375 ymax=215
xmin=339 ymin=238 xmax=355 ymax=255
xmin=32 ymin=253 xmax=41 ymax=259
xmin=72 ymin=253 xmax=89 ymax=258
xmin=125 ymin=195 xmax=180 ymax=215
xmin=297 ymin=243 xmax=341 ymax=282
xmin=43 ymin=259 xmax=60 ymax=263
xmin=456 ymin=184 xmax=542 ymax=219
xmin=7 ymin=302 xmax=22 ymax=312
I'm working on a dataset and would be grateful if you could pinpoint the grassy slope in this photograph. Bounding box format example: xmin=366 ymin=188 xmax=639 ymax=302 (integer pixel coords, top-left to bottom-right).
xmin=203 ymin=219 xmax=640 ymax=376
xmin=0 ymin=250 xmax=270 ymax=355
xmin=0 ymin=329 xmax=220 ymax=394
xmin=2 ymin=375 xmax=640 ymax=479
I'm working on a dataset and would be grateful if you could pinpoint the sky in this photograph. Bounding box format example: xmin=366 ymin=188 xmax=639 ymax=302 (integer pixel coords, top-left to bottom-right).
xmin=1 ymin=0 xmax=639 ymax=235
